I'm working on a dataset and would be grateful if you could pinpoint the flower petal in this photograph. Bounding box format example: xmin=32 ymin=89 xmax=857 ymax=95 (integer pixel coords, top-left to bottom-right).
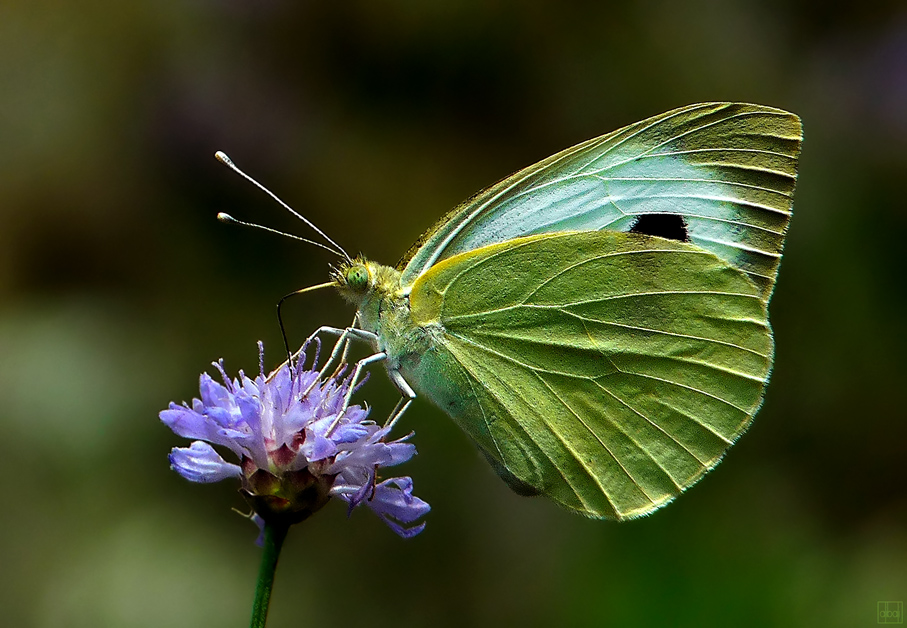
xmin=330 ymin=440 xmax=415 ymax=473
xmin=380 ymin=441 xmax=417 ymax=466
xmin=161 ymin=341 xmax=428 ymax=539
xmin=251 ymin=514 xmax=266 ymax=548
xmin=304 ymin=434 xmax=337 ymax=461
xmin=169 ymin=441 xmax=241 ymax=483
xmin=199 ymin=373 xmax=232 ymax=409
xmin=366 ymin=477 xmax=430 ymax=537
xmin=159 ymin=404 xmax=209 ymax=440
xmin=330 ymin=421 xmax=370 ymax=444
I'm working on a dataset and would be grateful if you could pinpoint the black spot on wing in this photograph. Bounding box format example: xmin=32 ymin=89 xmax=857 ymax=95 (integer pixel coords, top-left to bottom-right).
xmin=629 ymin=214 xmax=689 ymax=242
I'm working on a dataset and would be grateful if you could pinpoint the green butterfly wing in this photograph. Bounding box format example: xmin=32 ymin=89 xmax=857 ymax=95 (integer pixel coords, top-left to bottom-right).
xmin=398 ymin=102 xmax=801 ymax=300
xmin=404 ymin=230 xmax=772 ymax=519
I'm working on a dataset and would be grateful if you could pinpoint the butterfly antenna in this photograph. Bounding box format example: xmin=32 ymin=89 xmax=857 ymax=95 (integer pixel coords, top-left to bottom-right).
xmin=217 ymin=213 xmax=345 ymax=259
xmin=215 ymin=151 xmax=352 ymax=262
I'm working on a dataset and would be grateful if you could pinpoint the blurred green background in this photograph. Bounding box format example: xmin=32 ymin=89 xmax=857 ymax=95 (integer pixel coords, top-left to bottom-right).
xmin=1 ymin=1 xmax=905 ymax=627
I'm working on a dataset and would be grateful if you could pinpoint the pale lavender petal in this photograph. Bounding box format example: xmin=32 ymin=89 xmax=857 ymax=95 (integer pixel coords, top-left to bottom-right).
xmin=346 ymin=483 xmax=373 ymax=516
xmin=215 ymin=425 xmax=249 ymax=438
xmin=304 ymin=435 xmax=337 ymax=461
xmin=384 ymin=519 xmax=426 ymax=539
xmin=330 ymin=468 xmax=376 ymax=513
xmin=236 ymin=394 xmax=263 ymax=430
xmin=366 ymin=477 xmax=430 ymax=537
xmin=339 ymin=405 xmax=369 ymax=426
xmin=268 ymin=367 xmax=292 ymax=411
xmin=252 ymin=514 xmax=266 ymax=547
xmin=332 ymin=464 xmax=372 ymax=493
xmin=295 ymin=370 xmax=321 ymax=395
xmin=306 ymin=416 xmax=334 ymax=439
xmin=370 ymin=477 xmax=430 ymax=522
xmin=199 ymin=374 xmax=231 ymax=409
xmin=282 ymin=403 xmax=310 ymax=433
xmin=330 ymin=421 xmax=370 ymax=444
xmin=380 ymin=441 xmax=417 ymax=466
xmin=331 ymin=440 xmax=415 ymax=472
xmin=205 ymin=406 xmax=238 ymax=429
xmin=321 ymin=385 xmax=348 ymax=415
xmin=169 ymin=441 xmax=241 ymax=483
xmin=238 ymin=375 xmax=260 ymax=398
xmin=159 ymin=404 xmax=210 ymax=440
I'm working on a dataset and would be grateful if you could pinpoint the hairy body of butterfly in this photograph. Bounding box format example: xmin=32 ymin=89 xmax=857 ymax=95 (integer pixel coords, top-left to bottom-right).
xmin=330 ymin=102 xmax=801 ymax=520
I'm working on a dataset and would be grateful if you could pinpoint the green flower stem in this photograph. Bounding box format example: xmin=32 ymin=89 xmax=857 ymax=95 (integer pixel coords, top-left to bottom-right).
xmin=250 ymin=520 xmax=289 ymax=628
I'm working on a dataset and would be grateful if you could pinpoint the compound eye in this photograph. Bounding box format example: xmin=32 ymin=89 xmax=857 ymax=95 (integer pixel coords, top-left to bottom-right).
xmin=346 ymin=265 xmax=370 ymax=290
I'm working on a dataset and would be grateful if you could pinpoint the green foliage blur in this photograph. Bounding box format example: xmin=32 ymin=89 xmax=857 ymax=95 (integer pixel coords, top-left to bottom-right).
xmin=1 ymin=1 xmax=904 ymax=627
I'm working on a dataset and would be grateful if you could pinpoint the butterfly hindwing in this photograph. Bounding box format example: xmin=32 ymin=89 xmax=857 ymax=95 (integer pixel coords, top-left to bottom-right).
xmin=405 ymin=230 xmax=772 ymax=519
xmin=398 ymin=102 xmax=801 ymax=301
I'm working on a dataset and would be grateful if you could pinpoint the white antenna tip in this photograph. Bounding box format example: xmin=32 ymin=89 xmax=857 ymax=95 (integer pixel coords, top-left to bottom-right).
xmin=217 ymin=212 xmax=235 ymax=223
xmin=214 ymin=151 xmax=233 ymax=166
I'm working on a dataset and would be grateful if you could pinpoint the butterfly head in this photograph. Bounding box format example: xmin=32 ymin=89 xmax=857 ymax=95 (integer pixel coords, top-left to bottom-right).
xmin=333 ymin=258 xmax=404 ymax=325
xmin=333 ymin=258 xmax=373 ymax=298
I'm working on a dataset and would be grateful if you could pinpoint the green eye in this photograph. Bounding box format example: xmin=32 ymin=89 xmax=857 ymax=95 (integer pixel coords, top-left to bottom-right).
xmin=346 ymin=265 xmax=370 ymax=289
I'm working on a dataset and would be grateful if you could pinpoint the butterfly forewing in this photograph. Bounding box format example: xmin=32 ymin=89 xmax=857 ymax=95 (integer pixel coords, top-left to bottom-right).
xmin=398 ymin=102 xmax=801 ymax=300
xmin=406 ymin=231 xmax=772 ymax=519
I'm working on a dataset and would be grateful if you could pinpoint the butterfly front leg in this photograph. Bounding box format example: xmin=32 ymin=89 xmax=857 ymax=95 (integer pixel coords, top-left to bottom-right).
xmin=294 ymin=324 xmax=376 ymax=380
xmin=310 ymin=326 xmax=416 ymax=435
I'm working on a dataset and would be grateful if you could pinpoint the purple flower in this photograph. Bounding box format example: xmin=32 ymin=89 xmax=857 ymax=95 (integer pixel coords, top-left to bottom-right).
xmin=160 ymin=342 xmax=429 ymax=539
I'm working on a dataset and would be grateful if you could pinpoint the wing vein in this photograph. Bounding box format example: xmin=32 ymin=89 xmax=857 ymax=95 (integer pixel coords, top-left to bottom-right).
xmin=589 ymin=378 xmax=708 ymax=469
xmin=442 ymin=290 xmax=762 ymax=323
xmin=444 ymin=334 xmax=594 ymax=510
xmin=560 ymin=313 xmax=770 ymax=358
xmin=531 ymin=371 xmax=645 ymax=508
xmin=609 ymin=368 xmax=753 ymax=420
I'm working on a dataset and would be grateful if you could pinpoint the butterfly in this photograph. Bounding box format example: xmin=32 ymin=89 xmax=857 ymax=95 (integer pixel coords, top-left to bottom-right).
xmin=221 ymin=102 xmax=802 ymax=520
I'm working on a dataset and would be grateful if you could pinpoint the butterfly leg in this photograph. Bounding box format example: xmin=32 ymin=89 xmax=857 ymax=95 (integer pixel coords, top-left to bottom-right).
xmin=295 ymin=325 xmax=378 ymax=394
xmin=307 ymin=328 xmax=417 ymax=434
xmin=340 ymin=312 xmax=362 ymax=365
xmin=307 ymin=313 xmax=360 ymax=370
xmin=383 ymin=368 xmax=416 ymax=431
xmin=314 ymin=326 xmax=357 ymax=380
xmin=325 ymin=349 xmax=388 ymax=436
xmin=383 ymin=398 xmax=412 ymax=433
xmin=331 ymin=352 xmax=419 ymax=434
xmin=340 ymin=350 xmax=388 ymax=415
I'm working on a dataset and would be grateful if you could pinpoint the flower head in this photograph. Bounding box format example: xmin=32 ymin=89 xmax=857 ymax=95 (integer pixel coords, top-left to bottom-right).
xmin=160 ymin=341 xmax=429 ymax=539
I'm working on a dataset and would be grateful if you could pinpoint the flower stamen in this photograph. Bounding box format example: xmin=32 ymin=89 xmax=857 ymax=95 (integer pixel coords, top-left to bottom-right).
xmin=161 ymin=341 xmax=429 ymax=541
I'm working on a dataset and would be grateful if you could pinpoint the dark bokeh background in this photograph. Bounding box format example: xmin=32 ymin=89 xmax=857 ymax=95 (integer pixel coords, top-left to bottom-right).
xmin=2 ymin=2 xmax=905 ymax=627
